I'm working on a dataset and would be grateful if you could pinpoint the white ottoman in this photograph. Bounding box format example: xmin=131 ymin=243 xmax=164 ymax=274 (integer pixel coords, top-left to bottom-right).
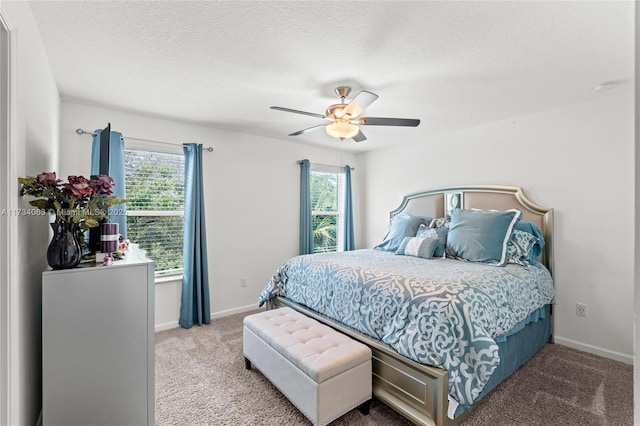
xmin=243 ymin=307 xmax=372 ymax=426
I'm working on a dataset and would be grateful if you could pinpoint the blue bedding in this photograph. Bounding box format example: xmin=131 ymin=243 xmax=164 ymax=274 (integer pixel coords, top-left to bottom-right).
xmin=258 ymin=249 xmax=554 ymax=410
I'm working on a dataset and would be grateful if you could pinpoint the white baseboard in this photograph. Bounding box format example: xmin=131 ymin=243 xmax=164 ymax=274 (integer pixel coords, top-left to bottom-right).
xmin=553 ymin=336 xmax=633 ymax=365
xmin=211 ymin=303 xmax=261 ymax=319
xmin=155 ymin=304 xmax=260 ymax=332
xmin=155 ymin=320 xmax=180 ymax=332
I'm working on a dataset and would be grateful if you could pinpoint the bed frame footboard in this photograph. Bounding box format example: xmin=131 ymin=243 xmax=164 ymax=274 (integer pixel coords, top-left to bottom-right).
xmin=267 ymin=297 xmax=467 ymax=426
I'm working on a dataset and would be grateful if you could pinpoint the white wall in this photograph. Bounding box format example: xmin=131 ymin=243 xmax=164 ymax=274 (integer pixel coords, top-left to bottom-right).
xmin=362 ymin=90 xmax=634 ymax=363
xmin=0 ymin=1 xmax=60 ymax=425
xmin=59 ymin=102 xmax=361 ymax=330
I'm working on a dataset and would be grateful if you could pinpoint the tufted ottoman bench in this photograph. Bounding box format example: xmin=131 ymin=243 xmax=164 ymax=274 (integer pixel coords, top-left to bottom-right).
xmin=243 ymin=307 xmax=372 ymax=426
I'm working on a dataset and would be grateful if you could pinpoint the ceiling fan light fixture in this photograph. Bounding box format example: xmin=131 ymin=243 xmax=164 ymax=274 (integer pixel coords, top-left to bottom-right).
xmin=326 ymin=122 xmax=359 ymax=139
xmin=272 ymin=86 xmax=419 ymax=143
xmin=326 ymin=104 xmax=346 ymax=119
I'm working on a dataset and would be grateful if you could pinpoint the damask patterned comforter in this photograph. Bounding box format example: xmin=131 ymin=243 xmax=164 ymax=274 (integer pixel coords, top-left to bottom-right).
xmin=258 ymin=249 xmax=554 ymax=409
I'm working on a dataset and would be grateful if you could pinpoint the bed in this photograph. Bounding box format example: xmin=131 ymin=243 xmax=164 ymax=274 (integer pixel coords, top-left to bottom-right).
xmin=258 ymin=185 xmax=554 ymax=426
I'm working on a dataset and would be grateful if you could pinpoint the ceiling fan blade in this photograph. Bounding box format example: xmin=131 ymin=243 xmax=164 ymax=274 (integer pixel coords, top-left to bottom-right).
xmin=288 ymin=124 xmax=327 ymax=136
xmin=271 ymin=106 xmax=326 ymax=119
xmin=352 ymin=130 xmax=367 ymax=142
xmin=354 ymin=117 xmax=421 ymax=127
xmin=340 ymin=91 xmax=379 ymax=118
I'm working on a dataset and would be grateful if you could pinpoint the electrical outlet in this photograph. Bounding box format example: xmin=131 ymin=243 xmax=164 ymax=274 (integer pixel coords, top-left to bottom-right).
xmin=576 ymin=303 xmax=587 ymax=317
xmin=240 ymin=277 xmax=247 ymax=288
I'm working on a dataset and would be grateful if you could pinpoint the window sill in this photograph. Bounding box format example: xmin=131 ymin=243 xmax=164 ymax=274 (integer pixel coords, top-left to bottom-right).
xmin=155 ymin=274 xmax=183 ymax=284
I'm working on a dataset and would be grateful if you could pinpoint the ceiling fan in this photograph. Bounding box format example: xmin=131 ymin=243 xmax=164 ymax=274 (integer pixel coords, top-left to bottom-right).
xmin=270 ymin=86 xmax=420 ymax=142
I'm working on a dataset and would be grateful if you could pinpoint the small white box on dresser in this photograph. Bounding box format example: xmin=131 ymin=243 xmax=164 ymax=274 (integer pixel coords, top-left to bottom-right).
xmin=42 ymin=245 xmax=154 ymax=426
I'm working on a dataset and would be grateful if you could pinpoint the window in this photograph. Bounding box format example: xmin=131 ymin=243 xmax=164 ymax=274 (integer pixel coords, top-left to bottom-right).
xmin=310 ymin=168 xmax=345 ymax=253
xmin=124 ymin=149 xmax=184 ymax=276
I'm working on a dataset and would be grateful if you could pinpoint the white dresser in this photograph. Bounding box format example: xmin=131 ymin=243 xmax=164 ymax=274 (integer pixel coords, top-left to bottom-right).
xmin=42 ymin=247 xmax=155 ymax=426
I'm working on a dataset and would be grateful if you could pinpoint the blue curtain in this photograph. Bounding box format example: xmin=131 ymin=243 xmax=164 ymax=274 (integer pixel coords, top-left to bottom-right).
xmin=343 ymin=165 xmax=355 ymax=251
xmin=179 ymin=143 xmax=210 ymax=329
xmin=299 ymin=159 xmax=313 ymax=255
xmin=90 ymin=128 xmax=127 ymax=236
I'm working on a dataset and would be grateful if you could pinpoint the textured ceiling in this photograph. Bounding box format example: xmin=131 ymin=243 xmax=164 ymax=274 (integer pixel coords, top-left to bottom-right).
xmin=28 ymin=1 xmax=633 ymax=152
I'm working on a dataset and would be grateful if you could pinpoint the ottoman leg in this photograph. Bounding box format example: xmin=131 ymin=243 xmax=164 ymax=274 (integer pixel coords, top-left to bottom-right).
xmin=245 ymin=357 xmax=251 ymax=370
xmin=357 ymin=399 xmax=371 ymax=415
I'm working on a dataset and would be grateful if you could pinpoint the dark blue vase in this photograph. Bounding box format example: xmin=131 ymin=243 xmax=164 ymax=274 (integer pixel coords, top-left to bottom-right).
xmin=47 ymin=221 xmax=81 ymax=269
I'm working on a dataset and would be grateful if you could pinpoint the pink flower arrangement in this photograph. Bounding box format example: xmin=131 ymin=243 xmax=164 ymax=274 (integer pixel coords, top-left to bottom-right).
xmin=18 ymin=172 xmax=124 ymax=230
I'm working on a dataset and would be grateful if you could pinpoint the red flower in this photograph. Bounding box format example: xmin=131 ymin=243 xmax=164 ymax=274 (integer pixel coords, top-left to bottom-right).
xmin=64 ymin=175 xmax=93 ymax=197
xmin=91 ymin=174 xmax=115 ymax=195
xmin=36 ymin=172 xmax=59 ymax=184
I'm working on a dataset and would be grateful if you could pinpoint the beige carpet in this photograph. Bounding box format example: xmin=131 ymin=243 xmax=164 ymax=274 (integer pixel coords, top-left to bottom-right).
xmin=155 ymin=310 xmax=633 ymax=426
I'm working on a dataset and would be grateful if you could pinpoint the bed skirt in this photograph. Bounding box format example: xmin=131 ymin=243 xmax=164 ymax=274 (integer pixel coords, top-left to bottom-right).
xmin=453 ymin=304 xmax=552 ymax=417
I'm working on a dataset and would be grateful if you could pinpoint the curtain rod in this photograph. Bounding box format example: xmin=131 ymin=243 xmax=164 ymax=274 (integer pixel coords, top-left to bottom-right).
xmin=297 ymin=160 xmax=354 ymax=170
xmin=75 ymin=128 xmax=214 ymax=152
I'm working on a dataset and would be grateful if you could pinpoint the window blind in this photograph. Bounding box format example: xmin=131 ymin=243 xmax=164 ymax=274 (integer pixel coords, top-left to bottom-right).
xmin=124 ymin=149 xmax=185 ymax=275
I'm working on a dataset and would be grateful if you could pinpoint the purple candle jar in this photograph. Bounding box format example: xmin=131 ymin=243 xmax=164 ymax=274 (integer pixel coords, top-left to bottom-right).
xmin=101 ymin=223 xmax=119 ymax=254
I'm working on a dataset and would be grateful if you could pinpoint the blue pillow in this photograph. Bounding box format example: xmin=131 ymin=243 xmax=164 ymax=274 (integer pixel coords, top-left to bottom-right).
xmin=395 ymin=237 xmax=439 ymax=259
xmin=514 ymin=221 xmax=545 ymax=263
xmin=446 ymin=208 xmax=522 ymax=266
xmin=416 ymin=224 xmax=448 ymax=258
xmin=375 ymin=213 xmax=432 ymax=252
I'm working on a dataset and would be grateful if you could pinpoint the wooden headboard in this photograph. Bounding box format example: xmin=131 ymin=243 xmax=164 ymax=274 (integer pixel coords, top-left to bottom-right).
xmin=389 ymin=185 xmax=554 ymax=274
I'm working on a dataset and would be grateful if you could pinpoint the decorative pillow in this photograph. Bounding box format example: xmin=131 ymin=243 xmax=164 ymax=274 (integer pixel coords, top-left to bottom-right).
xmin=514 ymin=221 xmax=545 ymax=263
xmin=395 ymin=237 xmax=439 ymax=259
xmin=416 ymin=224 xmax=448 ymax=258
xmin=429 ymin=217 xmax=450 ymax=229
xmin=507 ymin=229 xmax=539 ymax=267
xmin=375 ymin=213 xmax=432 ymax=252
xmin=446 ymin=208 xmax=522 ymax=266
